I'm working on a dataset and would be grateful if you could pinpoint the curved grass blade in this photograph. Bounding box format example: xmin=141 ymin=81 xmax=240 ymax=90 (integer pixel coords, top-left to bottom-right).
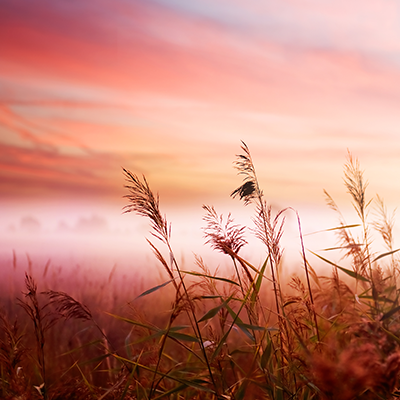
xmin=125 ymin=330 xmax=133 ymax=360
xmin=358 ymin=294 xmax=395 ymax=303
xmin=235 ymin=321 xmax=275 ymax=332
xmin=75 ymin=363 xmax=94 ymax=393
xmin=304 ymin=224 xmax=361 ymax=236
xmin=309 ymin=250 xmax=369 ymax=282
xmin=132 ymin=325 xmax=198 ymax=344
xmin=380 ymin=305 xmax=400 ymax=321
xmin=135 ymin=279 xmax=175 ymax=300
xmin=167 ymin=331 xmax=200 ymax=343
xmin=372 ymin=248 xmax=400 ymax=263
xmin=198 ymin=303 xmax=225 ymax=323
xmin=113 ymin=355 xmax=216 ymax=394
xmin=198 ymin=295 xmax=233 ymax=323
xmin=182 ymin=270 xmax=240 ymax=286
xmin=152 ymin=384 xmax=188 ymax=400
xmin=283 ymin=300 xmax=298 ymax=308
xmin=60 ymin=339 xmax=103 ymax=357
xmin=379 ymin=325 xmax=400 ymax=345
xmin=235 ymin=379 xmax=250 ymax=400
xmin=225 ymin=304 xmax=254 ymax=342
xmin=251 ymin=256 xmax=268 ymax=303
xmin=120 ymin=350 xmax=144 ymax=400
xmin=321 ymin=244 xmax=363 ymax=251
xmin=260 ymin=338 xmax=273 ymax=370
xmin=79 ymin=353 xmax=111 ymax=367
xmin=324 ymin=223 xmax=362 ymax=231
xmin=106 ymin=312 xmax=158 ymax=331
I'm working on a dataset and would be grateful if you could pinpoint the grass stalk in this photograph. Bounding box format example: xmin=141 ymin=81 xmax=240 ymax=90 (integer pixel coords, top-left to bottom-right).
xmin=123 ymin=169 xmax=218 ymax=397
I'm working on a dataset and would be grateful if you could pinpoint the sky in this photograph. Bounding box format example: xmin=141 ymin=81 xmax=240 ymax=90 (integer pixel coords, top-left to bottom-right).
xmin=2 ymin=0 xmax=400 ymax=275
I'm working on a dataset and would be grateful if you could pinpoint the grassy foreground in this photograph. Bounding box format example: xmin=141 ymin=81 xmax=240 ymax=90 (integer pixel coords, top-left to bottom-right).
xmin=2 ymin=142 xmax=400 ymax=399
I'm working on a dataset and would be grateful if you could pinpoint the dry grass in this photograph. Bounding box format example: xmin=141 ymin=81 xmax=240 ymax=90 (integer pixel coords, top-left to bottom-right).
xmin=1 ymin=143 xmax=400 ymax=399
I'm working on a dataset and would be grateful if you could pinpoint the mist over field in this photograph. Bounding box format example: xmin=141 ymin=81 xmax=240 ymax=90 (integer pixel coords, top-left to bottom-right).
xmin=0 ymin=197 xmax=352 ymax=277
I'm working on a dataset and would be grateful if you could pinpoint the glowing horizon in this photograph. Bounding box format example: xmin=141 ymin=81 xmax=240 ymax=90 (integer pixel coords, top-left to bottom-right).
xmin=2 ymin=0 xmax=400 ymax=269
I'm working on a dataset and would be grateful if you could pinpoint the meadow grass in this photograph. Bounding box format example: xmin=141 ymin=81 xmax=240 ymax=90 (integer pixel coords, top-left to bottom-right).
xmin=2 ymin=142 xmax=400 ymax=399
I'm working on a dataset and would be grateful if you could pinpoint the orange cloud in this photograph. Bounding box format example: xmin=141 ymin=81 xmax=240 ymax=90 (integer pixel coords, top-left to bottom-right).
xmin=2 ymin=0 xmax=400 ymax=211
xmin=0 ymin=142 xmax=119 ymax=200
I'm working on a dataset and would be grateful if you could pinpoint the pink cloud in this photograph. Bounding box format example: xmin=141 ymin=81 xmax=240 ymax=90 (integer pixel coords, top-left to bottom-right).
xmin=2 ymin=0 xmax=400 ymax=116
xmin=0 ymin=143 xmax=119 ymax=199
xmin=2 ymin=0 xmax=400 ymax=210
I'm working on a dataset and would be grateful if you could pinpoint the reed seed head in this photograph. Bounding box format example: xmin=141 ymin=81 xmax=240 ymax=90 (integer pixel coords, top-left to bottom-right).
xmin=44 ymin=291 xmax=92 ymax=321
xmin=122 ymin=168 xmax=170 ymax=244
xmin=231 ymin=141 xmax=262 ymax=206
xmin=202 ymin=205 xmax=247 ymax=255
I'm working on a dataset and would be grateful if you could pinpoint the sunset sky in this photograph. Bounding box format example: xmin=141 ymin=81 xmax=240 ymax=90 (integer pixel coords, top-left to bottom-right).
xmin=2 ymin=0 xmax=400 ymax=272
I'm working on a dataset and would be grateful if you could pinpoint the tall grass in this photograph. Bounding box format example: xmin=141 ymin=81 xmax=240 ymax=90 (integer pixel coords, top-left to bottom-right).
xmin=1 ymin=143 xmax=400 ymax=399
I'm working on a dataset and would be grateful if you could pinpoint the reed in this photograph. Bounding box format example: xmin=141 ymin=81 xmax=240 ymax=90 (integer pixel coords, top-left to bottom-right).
xmin=1 ymin=143 xmax=400 ymax=399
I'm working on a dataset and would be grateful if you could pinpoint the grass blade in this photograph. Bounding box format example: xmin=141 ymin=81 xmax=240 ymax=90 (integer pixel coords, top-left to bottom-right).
xmin=198 ymin=296 xmax=233 ymax=323
xmin=372 ymin=248 xmax=400 ymax=263
xmin=304 ymin=224 xmax=361 ymax=236
xmin=225 ymin=304 xmax=254 ymax=342
xmin=135 ymin=279 xmax=175 ymax=300
xmin=182 ymin=270 xmax=240 ymax=286
xmin=380 ymin=305 xmax=400 ymax=321
xmin=106 ymin=312 xmax=158 ymax=331
xmin=120 ymin=350 xmax=144 ymax=400
xmin=251 ymin=256 xmax=268 ymax=303
xmin=309 ymin=250 xmax=369 ymax=282
xmin=198 ymin=304 xmax=225 ymax=323
xmin=167 ymin=331 xmax=200 ymax=343
xmin=152 ymin=384 xmax=188 ymax=399
xmin=236 ymin=322 xmax=274 ymax=332
xmin=260 ymin=338 xmax=273 ymax=370
xmin=321 ymin=244 xmax=363 ymax=251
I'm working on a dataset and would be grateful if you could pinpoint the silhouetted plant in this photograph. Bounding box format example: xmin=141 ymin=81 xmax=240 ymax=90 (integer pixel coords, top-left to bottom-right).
xmin=2 ymin=143 xmax=400 ymax=399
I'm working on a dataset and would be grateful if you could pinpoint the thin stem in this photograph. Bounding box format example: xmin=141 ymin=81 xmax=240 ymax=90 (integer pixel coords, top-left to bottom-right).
xmin=293 ymin=209 xmax=320 ymax=344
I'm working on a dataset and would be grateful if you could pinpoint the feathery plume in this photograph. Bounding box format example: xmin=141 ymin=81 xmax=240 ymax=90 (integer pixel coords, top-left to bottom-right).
xmin=44 ymin=291 xmax=92 ymax=321
xmin=122 ymin=168 xmax=170 ymax=244
xmin=231 ymin=141 xmax=261 ymax=205
xmin=202 ymin=205 xmax=247 ymax=255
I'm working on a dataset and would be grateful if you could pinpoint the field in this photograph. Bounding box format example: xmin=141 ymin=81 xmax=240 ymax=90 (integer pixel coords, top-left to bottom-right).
xmin=2 ymin=143 xmax=400 ymax=399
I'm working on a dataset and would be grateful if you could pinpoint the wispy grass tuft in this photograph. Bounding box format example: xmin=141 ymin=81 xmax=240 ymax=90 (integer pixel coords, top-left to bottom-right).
xmin=122 ymin=168 xmax=170 ymax=244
